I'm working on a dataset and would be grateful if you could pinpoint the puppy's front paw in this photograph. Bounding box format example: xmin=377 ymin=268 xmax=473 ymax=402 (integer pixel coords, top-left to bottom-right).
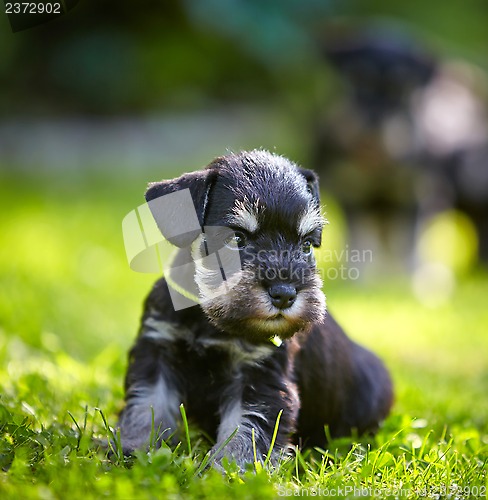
xmin=209 ymin=435 xmax=279 ymax=474
xmin=210 ymin=439 xmax=258 ymax=473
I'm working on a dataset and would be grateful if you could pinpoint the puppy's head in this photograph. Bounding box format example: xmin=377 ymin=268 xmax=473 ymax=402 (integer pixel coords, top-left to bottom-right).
xmin=146 ymin=150 xmax=326 ymax=343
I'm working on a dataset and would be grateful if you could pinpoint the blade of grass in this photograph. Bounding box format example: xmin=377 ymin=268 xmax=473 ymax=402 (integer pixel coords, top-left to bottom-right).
xmin=95 ymin=407 xmax=122 ymax=461
xmin=194 ymin=426 xmax=239 ymax=476
xmin=180 ymin=403 xmax=192 ymax=457
xmin=252 ymin=427 xmax=263 ymax=473
xmin=148 ymin=406 xmax=156 ymax=450
xmin=264 ymin=409 xmax=283 ymax=468
xmin=67 ymin=410 xmax=82 ymax=452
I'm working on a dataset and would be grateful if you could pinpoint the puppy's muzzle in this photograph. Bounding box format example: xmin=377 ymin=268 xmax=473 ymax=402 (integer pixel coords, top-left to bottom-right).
xmin=267 ymin=283 xmax=297 ymax=310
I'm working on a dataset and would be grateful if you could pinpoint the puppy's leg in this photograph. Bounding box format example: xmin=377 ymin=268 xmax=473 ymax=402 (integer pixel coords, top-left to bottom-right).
xmin=118 ymin=337 xmax=182 ymax=453
xmin=212 ymin=358 xmax=299 ymax=470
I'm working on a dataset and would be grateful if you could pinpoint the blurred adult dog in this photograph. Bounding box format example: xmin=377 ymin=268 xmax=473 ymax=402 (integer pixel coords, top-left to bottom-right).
xmin=118 ymin=150 xmax=393 ymax=468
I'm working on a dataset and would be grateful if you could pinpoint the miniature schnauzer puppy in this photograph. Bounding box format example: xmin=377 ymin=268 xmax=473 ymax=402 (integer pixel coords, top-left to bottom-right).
xmin=118 ymin=150 xmax=393 ymax=468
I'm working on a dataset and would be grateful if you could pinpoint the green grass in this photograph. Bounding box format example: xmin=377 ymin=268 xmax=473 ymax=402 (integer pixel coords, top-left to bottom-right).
xmin=0 ymin=171 xmax=487 ymax=498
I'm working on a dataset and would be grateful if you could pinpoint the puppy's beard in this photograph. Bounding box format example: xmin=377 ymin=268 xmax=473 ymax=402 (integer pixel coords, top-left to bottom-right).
xmin=245 ymin=290 xmax=325 ymax=336
xmin=196 ymin=265 xmax=326 ymax=343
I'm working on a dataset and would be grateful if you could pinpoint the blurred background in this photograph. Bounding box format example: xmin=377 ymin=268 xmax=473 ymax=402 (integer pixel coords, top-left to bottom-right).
xmin=1 ymin=0 xmax=487 ymax=428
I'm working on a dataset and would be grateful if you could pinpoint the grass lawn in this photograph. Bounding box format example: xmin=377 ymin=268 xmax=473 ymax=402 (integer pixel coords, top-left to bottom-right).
xmin=0 ymin=170 xmax=487 ymax=498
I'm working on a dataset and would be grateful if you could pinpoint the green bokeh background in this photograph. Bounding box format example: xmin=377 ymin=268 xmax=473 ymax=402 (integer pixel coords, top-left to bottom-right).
xmin=0 ymin=1 xmax=487 ymax=497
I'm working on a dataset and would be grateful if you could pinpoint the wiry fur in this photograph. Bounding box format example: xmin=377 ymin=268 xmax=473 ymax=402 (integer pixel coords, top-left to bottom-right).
xmin=117 ymin=150 xmax=393 ymax=469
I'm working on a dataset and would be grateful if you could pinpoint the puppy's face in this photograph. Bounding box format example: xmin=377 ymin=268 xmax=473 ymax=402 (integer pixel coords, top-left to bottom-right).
xmin=147 ymin=150 xmax=326 ymax=343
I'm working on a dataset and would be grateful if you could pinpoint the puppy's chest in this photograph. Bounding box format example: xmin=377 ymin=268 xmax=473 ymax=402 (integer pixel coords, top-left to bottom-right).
xmin=143 ymin=317 xmax=276 ymax=431
xmin=141 ymin=315 xmax=293 ymax=438
xmin=143 ymin=315 xmax=275 ymax=369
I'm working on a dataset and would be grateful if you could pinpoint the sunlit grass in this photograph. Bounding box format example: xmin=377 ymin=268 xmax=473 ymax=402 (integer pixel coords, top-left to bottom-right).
xmin=0 ymin=171 xmax=487 ymax=498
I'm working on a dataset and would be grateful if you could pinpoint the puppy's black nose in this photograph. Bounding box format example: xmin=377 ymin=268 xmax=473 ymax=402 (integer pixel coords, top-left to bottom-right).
xmin=268 ymin=284 xmax=297 ymax=310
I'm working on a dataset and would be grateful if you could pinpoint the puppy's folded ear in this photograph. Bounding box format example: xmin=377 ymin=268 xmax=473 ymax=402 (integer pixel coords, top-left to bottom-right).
xmin=299 ymin=168 xmax=321 ymax=206
xmin=299 ymin=168 xmax=324 ymax=247
xmin=145 ymin=168 xmax=217 ymax=247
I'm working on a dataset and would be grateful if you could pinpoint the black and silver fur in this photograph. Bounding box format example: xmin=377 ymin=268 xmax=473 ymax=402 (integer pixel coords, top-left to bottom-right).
xmin=118 ymin=150 xmax=393 ymax=468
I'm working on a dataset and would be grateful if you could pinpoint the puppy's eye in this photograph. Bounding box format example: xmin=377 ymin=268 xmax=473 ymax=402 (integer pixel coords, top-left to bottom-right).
xmin=301 ymin=240 xmax=313 ymax=256
xmin=224 ymin=231 xmax=247 ymax=250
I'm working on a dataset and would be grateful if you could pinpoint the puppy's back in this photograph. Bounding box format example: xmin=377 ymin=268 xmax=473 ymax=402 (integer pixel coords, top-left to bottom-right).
xmin=295 ymin=313 xmax=393 ymax=445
